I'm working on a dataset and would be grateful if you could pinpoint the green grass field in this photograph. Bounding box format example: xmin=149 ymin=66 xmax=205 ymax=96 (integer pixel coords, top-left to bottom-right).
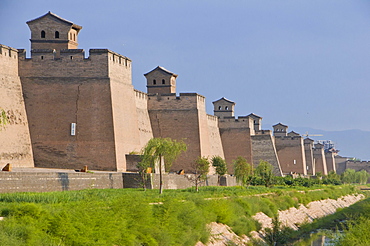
xmin=0 ymin=185 xmax=360 ymax=246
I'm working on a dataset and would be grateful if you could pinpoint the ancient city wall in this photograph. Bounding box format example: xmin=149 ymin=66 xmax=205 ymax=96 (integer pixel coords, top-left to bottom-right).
xmin=0 ymin=172 xmax=124 ymax=193
xmin=325 ymin=152 xmax=336 ymax=173
xmin=346 ymin=160 xmax=370 ymax=173
xmin=251 ymin=131 xmax=282 ymax=176
xmin=313 ymin=148 xmax=328 ymax=175
xmin=206 ymin=115 xmax=225 ymax=160
xmin=148 ymin=99 xmax=201 ymax=172
xmin=21 ymin=76 xmax=117 ymax=170
xmin=304 ymin=140 xmax=315 ymax=175
xmin=0 ymin=44 xmax=34 ymax=168
xmin=274 ymin=136 xmax=306 ymax=175
xmin=18 ymin=48 xmax=135 ymax=171
xmin=0 ymin=171 xmax=239 ymax=193
xmin=110 ymin=72 xmax=142 ymax=171
xmin=217 ymin=117 xmax=254 ymax=174
xmin=148 ymin=93 xmax=205 ymax=111
xmin=148 ymin=93 xmax=223 ymax=173
xmin=134 ymin=90 xmax=153 ymax=148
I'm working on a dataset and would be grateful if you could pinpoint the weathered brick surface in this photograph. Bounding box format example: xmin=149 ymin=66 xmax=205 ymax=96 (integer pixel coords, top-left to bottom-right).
xmin=134 ymin=90 xmax=153 ymax=147
xmin=218 ymin=117 xmax=253 ymax=174
xmin=275 ymin=136 xmax=307 ymax=175
xmin=148 ymin=93 xmax=221 ymax=173
xmin=304 ymin=139 xmax=315 ymax=175
xmin=0 ymin=172 xmax=124 ymax=193
xmin=0 ymin=45 xmax=34 ymax=168
xmin=325 ymin=152 xmax=336 ymax=173
xmin=313 ymin=146 xmax=328 ymax=175
xmin=252 ymin=131 xmax=282 ymax=176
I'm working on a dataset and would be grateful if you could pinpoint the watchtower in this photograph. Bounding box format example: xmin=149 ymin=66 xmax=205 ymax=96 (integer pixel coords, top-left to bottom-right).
xmin=247 ymin=113 xmax=262 ymax=132
xmin=273 ymin=123 xmax=288 ymax=137
xmin=212 ymin=97 xmax=235 ymax=119
xmin=26 ymin=11 xmax=82 ymax=56
xmin=144 ymin=66 xmax=177 ymax=94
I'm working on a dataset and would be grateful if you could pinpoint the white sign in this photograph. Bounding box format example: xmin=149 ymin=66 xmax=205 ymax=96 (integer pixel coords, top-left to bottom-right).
xmin=71 ymin=123 xmax=76 ymax=136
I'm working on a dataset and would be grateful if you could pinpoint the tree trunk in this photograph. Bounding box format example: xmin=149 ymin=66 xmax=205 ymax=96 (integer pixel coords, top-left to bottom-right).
xmin=159 ymin=155 xmax=163 ymax=194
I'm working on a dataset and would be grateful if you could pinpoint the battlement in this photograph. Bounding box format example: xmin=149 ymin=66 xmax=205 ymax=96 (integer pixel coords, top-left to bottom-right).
xmin=275 ymin=135 xmax=302 ymax=140
xmin=0 ymin=44 xmax=18 ymax=59
xmin=218 ymin=115 xmax=253 ymax=130
xmin=134 ymin=89 xmax=148 ymax=100
xmin=0 ymin=44 xmax=19 ymax=75
xmin=18 ymin=48 xmax=132 ymax=80
xmin=147 ymin=92 xmax=206 ymax=111
xmin=347 ymin=160 xmax=370 ymax=166
xmin=255 ymin=130 xmax=272 ymax=136
xmin=207 ymin=114 xmax=218 ymax=122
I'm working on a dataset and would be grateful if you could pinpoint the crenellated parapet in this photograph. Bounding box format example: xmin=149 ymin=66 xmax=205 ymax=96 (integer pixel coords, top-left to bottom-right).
xmin=0 ymin=44 xmax=19 ymax=75
xmin=346 ymin=160 xmax=370 ymax=171
xmin=147 ymin=92 xmax=206 ymax=111
xmin=218 ymin=115 xmax=254 ymax=132
xmin=18 ymin=48 xmax=131 ymax=81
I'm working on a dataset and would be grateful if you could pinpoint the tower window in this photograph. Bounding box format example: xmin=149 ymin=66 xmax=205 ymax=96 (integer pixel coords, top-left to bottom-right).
xmin=55 ymin=31 xmax=59 ymax=38
xmin=41 ymin=30 xmax=45 ymax=38
xmin=70 ymin=33 xmax=72 ymax=40
xmin=162 ymin=79 xmax=165 ymax=84
xmin=225 ymin=106 xmax=229 ymax=110
xmin=218 ymin=106 xmax=222 ymax=110
xmin=153 ymin=79 xmax=156 ymax=85
xmin=73 ymin=33 xmax=76 ymax=41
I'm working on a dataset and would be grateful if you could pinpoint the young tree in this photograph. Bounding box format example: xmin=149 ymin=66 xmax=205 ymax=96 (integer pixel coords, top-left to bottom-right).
xmin=211 ymin=156 xmax=227 ymax=186
xmin=0 ymin=109 xmax=7 ymax=130
xmin=233 ymin=156 xmax=253 ymax=187
xmin=140 ymin=138 xmax=187 ymax=194
xmin=188 ymin=156 xmax=210 ymax=192
xmin=356 ymin=170 xmax=369 ymax=185
xmin=255 ymin=160 xmax=274 ymax=187
xmin=341 ymin=168 xmax=356 ymax=184
xmin=136 ymin=157 xmax=150 ymax=191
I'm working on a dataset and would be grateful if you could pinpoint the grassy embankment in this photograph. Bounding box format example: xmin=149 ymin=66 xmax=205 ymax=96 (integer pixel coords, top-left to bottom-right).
xmin=0 ymin=185 xmax=360 ymax=246
xmin=289 ymin=188 xmax=370 ymax=246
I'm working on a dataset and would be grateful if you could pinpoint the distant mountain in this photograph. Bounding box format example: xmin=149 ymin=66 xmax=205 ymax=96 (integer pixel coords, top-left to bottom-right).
xmin=288 ymin=127 xmax=370 ymax=161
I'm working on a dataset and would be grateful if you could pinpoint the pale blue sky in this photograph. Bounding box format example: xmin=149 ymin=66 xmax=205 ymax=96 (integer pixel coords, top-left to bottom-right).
xmin=1 ymin=0 xmax=370 ymax=132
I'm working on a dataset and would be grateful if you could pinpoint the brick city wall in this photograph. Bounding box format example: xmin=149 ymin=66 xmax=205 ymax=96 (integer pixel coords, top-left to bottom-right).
xmin=0 ymin=172 xmax=238 ymax=193
xmin=251 ymin=131 xmax=282 ymax=176
xmin=134 ymin=90 xmax=154 ymax=147
xmin=148 ymin=93 xmax=218 ymax=173
xmin=218 ymin=117 xmax=254 ymax=174
xmin=0 ymin=172 xmax=124 ymax=193
xmin=274 ymin=136 xmax=306 ymax=175
xmin=0 ymin=44 xmax=34 ymax=168
xmin=313 ymin=148 xmax=328 ymax=175
xmin=18 ymin=48 xmax=138 ymax=172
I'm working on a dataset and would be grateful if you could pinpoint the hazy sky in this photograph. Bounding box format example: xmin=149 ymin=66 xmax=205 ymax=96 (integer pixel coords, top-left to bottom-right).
xmin=1 ymin=0 xmax=370 ymax=132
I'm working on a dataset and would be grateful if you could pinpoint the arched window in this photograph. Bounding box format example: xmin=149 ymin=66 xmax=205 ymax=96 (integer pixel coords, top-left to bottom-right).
xmin=225 ymin=106 xmax=229 ymax=110
xmin=41 ymin=30 xmax=45 ymax=38
xmin=218 ymin=106 xmax=222 ymax=110
xmin=70 ymin=33 xmax=72 ymax=40
xmin=55 ymin=31 xmax=59 ymax=38
xmin=162 ymin=79 xmax=165 ymax=84
xmin=153 ymin=79 xmax=157 ymax=85
xmin=73 ymin=33 xmax=76 ymax=41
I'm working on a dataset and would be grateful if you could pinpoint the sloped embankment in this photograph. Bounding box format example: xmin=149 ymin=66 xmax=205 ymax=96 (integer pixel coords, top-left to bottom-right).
xmin=196 ymin=194 xmax=364 ymax=245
